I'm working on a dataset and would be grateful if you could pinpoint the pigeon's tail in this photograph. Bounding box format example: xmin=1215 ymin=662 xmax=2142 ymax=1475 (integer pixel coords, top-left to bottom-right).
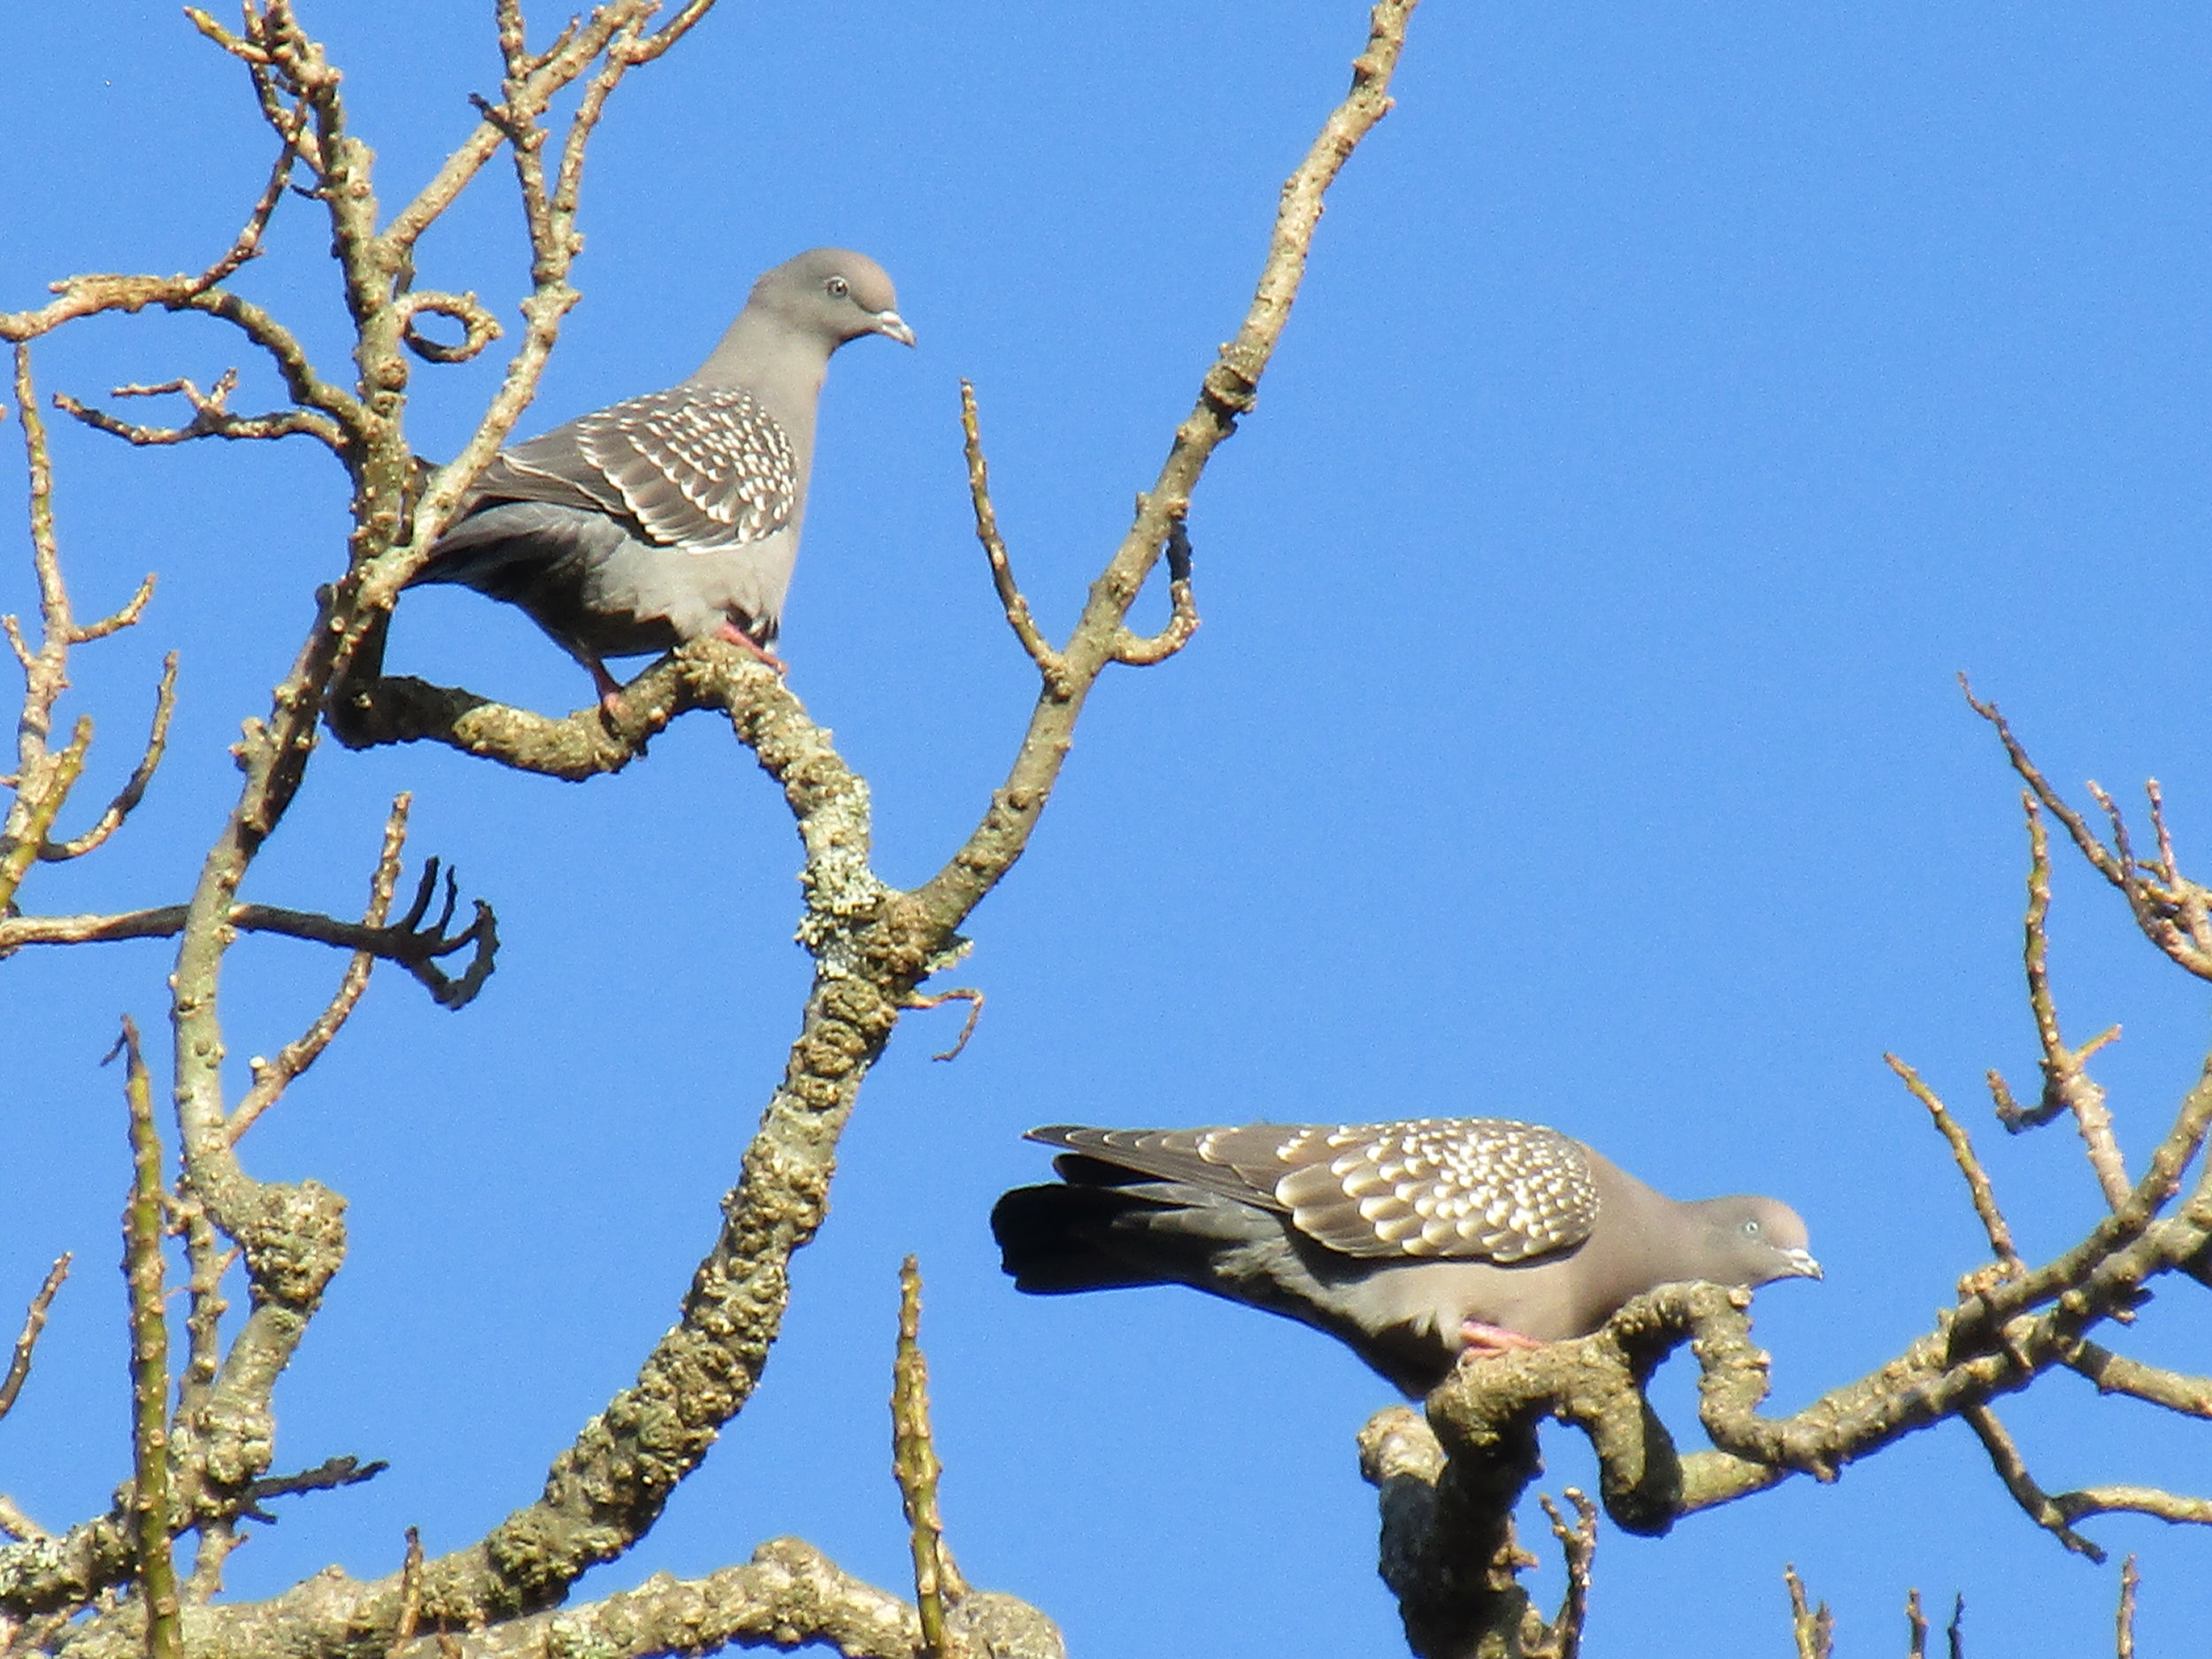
xmin=991 ymin=1183 xmax=1171 ymax=1295
xmin=991 ymin=1163 xmax=1289 ymax=1299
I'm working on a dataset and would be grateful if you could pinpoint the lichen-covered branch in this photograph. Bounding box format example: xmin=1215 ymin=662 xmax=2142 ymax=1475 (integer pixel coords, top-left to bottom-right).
xmin=327 ymin=659 xmax=687 ymax=772
xmin=8 ymin=2 xmax=1404 ymax=1654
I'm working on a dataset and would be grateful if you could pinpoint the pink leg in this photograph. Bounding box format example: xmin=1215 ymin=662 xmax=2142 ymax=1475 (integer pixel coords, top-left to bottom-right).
xmin=587 ymin=657 xmax=627 ymax=719
xmin=1456 ymin=1320 xmax=1549 ymax=1363
xmin=719 ymin=618 xmax=789 ymax=676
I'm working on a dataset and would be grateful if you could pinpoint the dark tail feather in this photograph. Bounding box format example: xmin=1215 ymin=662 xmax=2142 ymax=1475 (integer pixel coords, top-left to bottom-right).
xmin=991 ymin=1184 xmax=1181 ymax=1295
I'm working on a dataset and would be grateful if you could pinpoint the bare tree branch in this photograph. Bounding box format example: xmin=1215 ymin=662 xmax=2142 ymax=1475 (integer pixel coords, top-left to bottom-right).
xmin=0 ymin=1256 xmax=69 ymax=1425
xmin=111 ymin=1017 xmax=181 ymax=1659
xmin=893 ymin=1257 xmax=968 ymax=1659
xmin=903 ymin=987 xmax=985 ymax=1062
xmin=38 ymin=653 xmax=178 ymax=861
xmin=387 ymin=1530 xmax=424 ymax=1659
xmin=2 ymin=4 xmax=1403 ymax=1654
xmin=1967 ymin=680 xmax=2212 ymax=983
xmin=1111 ymin=518 xmax=1200 ymax=667
xmin=1783 ymin=1565 xmax=1833 ymax=1659
xmin=0 ymin=869 xmax=498 ymax=1012
xmin=1533 ymin=1490 xmax=1596 ymax=1659
xmin=911 ymin=0 xmax=1416 ymax=932
xmin=958 ymin=380 xmax=1065 ymax=690
xmin=1960 ymin=1401 xmax=2106 ymax=1563
xmin=1985 ymin=794 xmax=2134 ymax=1207
xmin=2064 ymin=1340 xmax=2212 ymax=1417
xmin=1886 ymin=1053 xmax=2024 ymax=1275
xmin=239 ymin=1456 xmax=390 ymax=1528
xmin=229 ymin=796 xmax=433 ymax=1141
xmin=55 ymin=374 xmax=344 ymax=451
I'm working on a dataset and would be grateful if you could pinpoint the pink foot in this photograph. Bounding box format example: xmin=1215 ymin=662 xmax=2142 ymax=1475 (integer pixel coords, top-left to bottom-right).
xmin=1456 ymin=1320 xmax=1549 ymax=1363
xmin=588 ymin=657 xmax=627 ymax=720
xmin=718 ymin=619 xmax=788 ymax=676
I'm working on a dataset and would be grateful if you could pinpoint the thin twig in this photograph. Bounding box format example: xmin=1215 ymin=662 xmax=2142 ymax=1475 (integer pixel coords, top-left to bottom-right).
xmin=1960 ymin=1402 xmax=2106 ymax=1562
xmin=914 ymin=0 xmax=1416 ymax=928
xmin=1968 ymin=681 xmax=2212 ymax=981
xmin=396 ymin=291 xmax=503 ymax=365
xmin=0 ymin=716 xmax=88 ymax=914
xmin=1886 ymin=1054 xmax=2022 ymax=1271
xmin=2050 ymin=1483 xmax=2212 ymax=1529
xmin=229 ymin=796 xmax=428 ymax=1141
xmin=1783 ymin=1564 xmax=1833 ymax=1659
xmin=0 ymin=872 xmax=498 ymax=1010
xmin=2004 ymin=797 xmax=2134 ymax=1205
xmin=54 ymin=380 xmax=343 ymax=452
xmin=1535 ymin=1488 xmax=1597 ymax=1659
xmin=0 ymin=1256 xmax=69 ymax=1424
xmin=239 ymin=1454 xmax=389 ymax=1525
xmin=957 ymin=380 xmax=1064 ymax=690
xmin=1947 ymin=1594 xmax=1965 ymax=1659
xmin=196 ymin=96 xmax=311 ymax=289
xmin=1906 ymin=1588 xmax=1928 ymax=1659
xmin=109 ymin=1018 xmax=180 ymax=1659
xmin=0 ymin=1494 xmax=48 ymax=1543
xmin=1964 ymin=680 xmax=2124 ymax=884
xmin=1110 ymin=516 xmax=1201 ymax=666
xmin=2064 ymin=1341 xmax=2212 ymax=1417
xmin=175 ymin=1198 xmax=234 ymax=1417
xmin=386 ymin=1527 xmax=423 ymax=1659
xmin=39 ymin=653 xmax=177 ymax=861
xmin=2115 ymin=1555 xmax=2138 ymax=1659
xmin=902 ymin=987 xmax=984 ymax=1062
xmin=892 ymin=1257 xmax=965 ymax=1659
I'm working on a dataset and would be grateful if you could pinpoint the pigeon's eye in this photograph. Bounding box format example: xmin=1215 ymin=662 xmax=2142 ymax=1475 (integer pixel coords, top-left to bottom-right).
xmin=1741 ymin=1218 xmax=1763 ymax=1238
xmin=825 ymin=275 xmax=850 ymax=299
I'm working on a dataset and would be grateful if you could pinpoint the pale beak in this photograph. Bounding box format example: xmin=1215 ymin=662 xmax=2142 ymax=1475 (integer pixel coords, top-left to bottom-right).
xmin=1781 ymin=1248 xmax=1823 ymax=1281
xmin=872 ymin=310 xmax=917 ymax=347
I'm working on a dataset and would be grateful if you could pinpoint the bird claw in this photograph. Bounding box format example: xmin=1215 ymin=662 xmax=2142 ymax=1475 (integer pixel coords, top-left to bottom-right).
xmin=1455 ymin=1320 xmax=1549 ymax=1364
xmin=586 ymin=657 xmax=629 ymax=721
xmin=718 ymin=619 xmax=788 ymax=676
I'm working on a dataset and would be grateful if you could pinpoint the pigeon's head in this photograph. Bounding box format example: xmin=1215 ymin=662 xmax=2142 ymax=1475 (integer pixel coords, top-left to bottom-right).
xmin=756 ymin=249 xmax=915 ymax=349
xmin=1688 ymin=1194 xmax=1822 ymax=1288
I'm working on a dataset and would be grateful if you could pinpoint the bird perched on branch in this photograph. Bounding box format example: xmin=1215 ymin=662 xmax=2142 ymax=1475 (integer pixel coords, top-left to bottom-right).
xmin=992 ymin=1118 xmax=1820 ymax=1396
xmin=409 ymin=248 xmax=914 ymax=710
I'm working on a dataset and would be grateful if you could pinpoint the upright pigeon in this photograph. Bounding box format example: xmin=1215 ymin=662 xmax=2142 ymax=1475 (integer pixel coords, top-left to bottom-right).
xmin=410 ymin=248 xmax=914 ymax=708
xmin=992 ymin=1118 xmax=1820 ymax=1396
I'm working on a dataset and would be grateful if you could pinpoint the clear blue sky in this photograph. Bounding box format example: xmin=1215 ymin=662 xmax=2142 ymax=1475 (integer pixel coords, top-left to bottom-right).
xmin=8 ymin=3 xmax=2212 ymax=1653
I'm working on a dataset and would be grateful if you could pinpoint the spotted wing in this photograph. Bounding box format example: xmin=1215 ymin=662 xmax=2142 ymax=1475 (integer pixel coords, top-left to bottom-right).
xmin=477 ymin=385 xmax=798 ymax=550
xmin=1025 ymin=1117 xmax=1601 ymax=1263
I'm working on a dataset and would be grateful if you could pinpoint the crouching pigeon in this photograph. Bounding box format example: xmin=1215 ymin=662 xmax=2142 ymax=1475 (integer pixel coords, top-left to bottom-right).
xmin=992 ymin=1118 xmax=1820 ymax=1396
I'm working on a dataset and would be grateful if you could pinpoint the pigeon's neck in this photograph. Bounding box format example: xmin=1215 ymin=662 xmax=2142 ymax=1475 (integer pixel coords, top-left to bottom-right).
xmin=688 ymin=308 xmax=833 ymax=455
xmin=1578 ymin=1151 xmax=1718 ymax=1289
